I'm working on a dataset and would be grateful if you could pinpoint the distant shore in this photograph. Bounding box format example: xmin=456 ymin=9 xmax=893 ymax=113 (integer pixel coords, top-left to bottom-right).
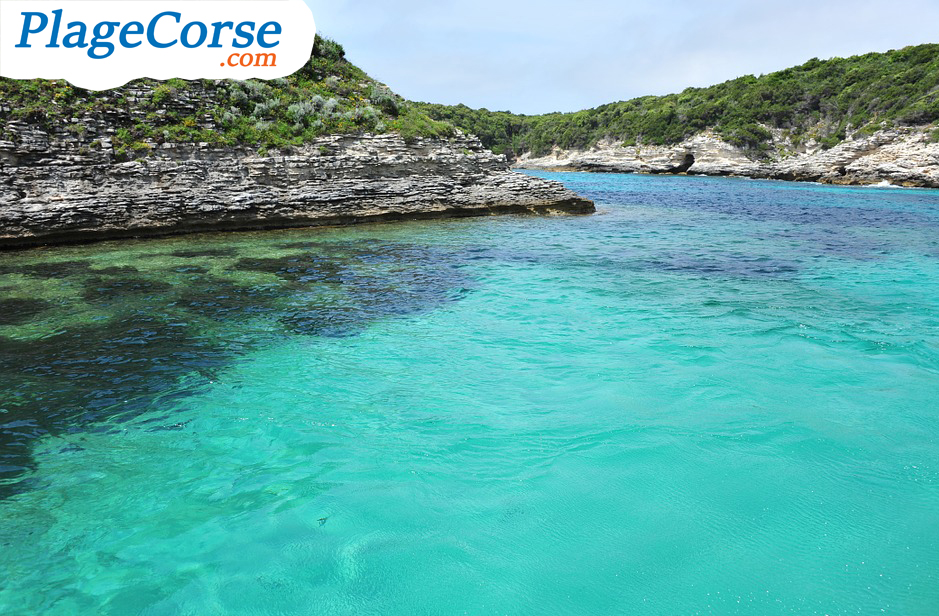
xmin=512 ymin=127 xmax=939 ymax=188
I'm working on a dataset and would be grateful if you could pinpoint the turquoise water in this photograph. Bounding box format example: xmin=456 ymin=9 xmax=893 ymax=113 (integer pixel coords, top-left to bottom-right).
xmin=1 ymin=171 xmax=938 ymax=615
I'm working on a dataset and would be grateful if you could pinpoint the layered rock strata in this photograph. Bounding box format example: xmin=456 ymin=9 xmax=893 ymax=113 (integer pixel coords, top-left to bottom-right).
xmin=0 ymin=128 xmax=594 ymax=248
xmin=515 ymin=128 xmax=939 ymax=187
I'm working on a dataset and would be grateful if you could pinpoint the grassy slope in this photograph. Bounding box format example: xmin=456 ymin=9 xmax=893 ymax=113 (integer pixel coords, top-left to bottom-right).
xmin=415 ymin=43 xmax=939 ymax=158
xmin=0 ymin=36 xmax=454 ymax=159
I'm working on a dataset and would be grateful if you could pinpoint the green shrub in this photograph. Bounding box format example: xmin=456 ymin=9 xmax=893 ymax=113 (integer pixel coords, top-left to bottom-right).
xmin=0 ymin=35 xmax=460 ymax=156
xmin=369 ymin=85 xmax=402 ymax=117
xmin=392 ymin=107 xmax=454 ymax=143
xmin=416 ymin=43 xmax=939 ymax=157
xmin=150 ymin=84 xmax=173 ymax=106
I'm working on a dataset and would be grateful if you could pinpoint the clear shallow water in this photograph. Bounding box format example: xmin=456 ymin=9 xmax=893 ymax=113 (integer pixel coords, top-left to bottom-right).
xmin=1 ymin=172 xmax=938 ymax=615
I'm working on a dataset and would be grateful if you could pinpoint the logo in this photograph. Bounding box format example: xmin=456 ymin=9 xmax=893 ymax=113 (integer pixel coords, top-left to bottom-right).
xmin=0 ymin=0 xmax=316 ymax=90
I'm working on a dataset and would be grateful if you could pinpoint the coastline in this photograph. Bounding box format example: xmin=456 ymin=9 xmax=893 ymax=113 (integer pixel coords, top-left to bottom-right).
xmin=0 ymin=131 xmax=594 ymax=249
xmin=512 ymin=127 xmax=939 ymax=188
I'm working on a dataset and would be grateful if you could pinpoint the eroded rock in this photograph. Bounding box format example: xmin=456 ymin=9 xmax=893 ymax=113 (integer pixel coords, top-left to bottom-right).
xmin=0 ymin=129 xmax=595 ymax=248
xmin=514 ymin=128 xmax=939 ymax=188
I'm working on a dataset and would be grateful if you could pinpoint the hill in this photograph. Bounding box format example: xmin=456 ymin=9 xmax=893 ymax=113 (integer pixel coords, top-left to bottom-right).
xmin=415 ymin=44 xmax=939 ymax=159
xmin=0 ymin=36 xmax=592 ymax=248
xmin=0 ymin=36 xmax=454 ymax=160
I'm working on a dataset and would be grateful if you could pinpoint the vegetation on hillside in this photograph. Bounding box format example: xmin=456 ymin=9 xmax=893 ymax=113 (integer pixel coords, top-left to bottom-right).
xmin=415 ymin=44 xmax=939 ymax=158
xmin=4 ymin=40 xmax=938 ymax=162
xmin=0 ymin=36 xmax=454 ymax=158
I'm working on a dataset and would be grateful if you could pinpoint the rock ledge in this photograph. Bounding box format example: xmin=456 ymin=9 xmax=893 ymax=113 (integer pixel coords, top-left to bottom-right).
xmin=0 ymin=129 xmax=594 ymax=249
xmin=514 ymin=128 xmax=939 ymax=188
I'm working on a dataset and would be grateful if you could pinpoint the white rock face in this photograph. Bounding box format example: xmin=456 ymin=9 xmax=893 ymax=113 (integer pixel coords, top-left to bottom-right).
xmin=514 ymin=128 xmax=939 ymax=187
xmin=0 ymin=129 xmax=594 ymax=248
xmin=0 ymin=79 xmax=595 ymax=247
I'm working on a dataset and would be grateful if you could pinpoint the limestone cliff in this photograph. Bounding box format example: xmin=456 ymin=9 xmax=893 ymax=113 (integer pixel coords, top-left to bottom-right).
xmin=514 ymin=128 xmax=939 ymax=188
xmin=0 ymin=41 xmax=594 ymax=249
xmin=0 ymin=125 xmax=592 ymax=248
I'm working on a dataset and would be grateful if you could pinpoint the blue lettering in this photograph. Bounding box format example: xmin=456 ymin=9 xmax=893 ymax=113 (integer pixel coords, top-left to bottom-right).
xmin=13 ymin=11 xmax=289 ymax=57
xmin=46 ymin=9 xmax=63 ymax=48
xmin=257 ymin=22 xmax=281 ymax=48
xmin=15 ymin=12 xmax=48 ymax=48
xmin=147 ymin=11 xmax=180 ymax=48
xmin=120 ymin=22 xmax=144 ymax=48
xmin=233 ymin=22 xmax=255 ymax=49
xmin=62 ymin=22 xmax=88 ymax=49
xmin=89 ymin=21 xmax=119 ymax=59
xmin=209 ymin=21 xmax=234 ymax=48
xmin=180 ymin=21 xmax=208 ymax=48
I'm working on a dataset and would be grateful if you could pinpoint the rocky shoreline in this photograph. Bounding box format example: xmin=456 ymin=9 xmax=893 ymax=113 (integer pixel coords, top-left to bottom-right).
xmin=0 ymin=128 xmax=593 ymax=249
xmin=514 ymin=127 xmax=939 ymax=188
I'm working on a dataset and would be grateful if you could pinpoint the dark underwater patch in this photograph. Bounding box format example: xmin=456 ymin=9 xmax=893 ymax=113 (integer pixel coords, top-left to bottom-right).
xmin=0 ymin=313 xmax=242 ymax=497
xmin=0 ymin=238 xmax=477 ymax=498
xmin=0 ymin=299 xmax=53 ymax=326
xmin=279 ymin=308 xmax=362 ymax=338
xmin=82 ymin=277 xmax=174 ymax=303
xmin=90 ymin=266 xmax=140 ymax=276
xmin=0 ymin=260 xmax=93 ymax=279
xmin=169 ymin=248 xmax=238 ymax=258
xmin=233 ymin=255 xmax=346 ymax=284
xmin=172 ymin=265 xmax=210 ymax=274
xmin=172 ymin=283 xmax=282 ymax=321
xmin=278 ymin=269 xmax=472 ymax=336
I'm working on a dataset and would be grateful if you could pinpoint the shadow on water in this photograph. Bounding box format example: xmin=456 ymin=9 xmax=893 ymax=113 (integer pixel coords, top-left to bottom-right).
xmin=0 ymin=238 xmax=474 ymax=498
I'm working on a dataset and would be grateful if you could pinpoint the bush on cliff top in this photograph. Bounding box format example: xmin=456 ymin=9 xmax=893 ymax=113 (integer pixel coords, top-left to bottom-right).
xmin=0 ymin=35 xmax=454 ymax=158
xmin=414 ymin=43 xmax=939 ymax=158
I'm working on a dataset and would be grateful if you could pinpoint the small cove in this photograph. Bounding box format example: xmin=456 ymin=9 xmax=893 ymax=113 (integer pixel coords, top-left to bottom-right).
xmin=1 ymin=171 xmax=938 ymax=615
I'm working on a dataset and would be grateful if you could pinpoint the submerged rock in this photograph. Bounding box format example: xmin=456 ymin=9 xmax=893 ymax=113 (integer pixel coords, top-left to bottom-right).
xmin=0 ymin=298 xmax=52 ymax=326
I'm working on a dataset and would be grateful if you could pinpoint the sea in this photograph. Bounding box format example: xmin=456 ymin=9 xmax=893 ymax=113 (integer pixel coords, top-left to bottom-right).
xmin=1 ymin=171 xmax=937 ymax=615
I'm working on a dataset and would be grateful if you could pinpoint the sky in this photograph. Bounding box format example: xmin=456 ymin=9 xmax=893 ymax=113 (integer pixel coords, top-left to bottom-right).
xmin=303 ymin=0 xmax=939 ymax=115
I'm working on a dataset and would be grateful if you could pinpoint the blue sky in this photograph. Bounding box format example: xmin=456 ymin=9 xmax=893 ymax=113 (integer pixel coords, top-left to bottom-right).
xmin=304 ymin=0 xmax=939 ymax=115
